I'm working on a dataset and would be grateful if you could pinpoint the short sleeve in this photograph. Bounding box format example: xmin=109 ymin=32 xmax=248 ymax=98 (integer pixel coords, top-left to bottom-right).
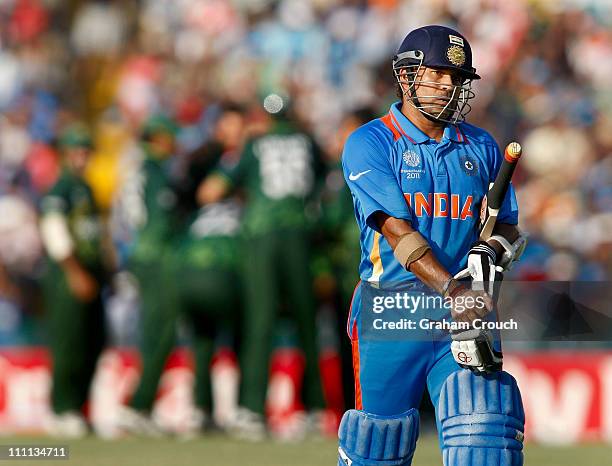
xmin=489 ymin=141 xmax=519 ymax=225
xmin=342 ymin=129 xmax=412 ymax=232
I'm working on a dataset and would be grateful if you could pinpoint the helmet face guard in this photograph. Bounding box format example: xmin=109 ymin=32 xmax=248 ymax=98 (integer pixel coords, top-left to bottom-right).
xmin=393 ymin=50 xmax=475 ymax=125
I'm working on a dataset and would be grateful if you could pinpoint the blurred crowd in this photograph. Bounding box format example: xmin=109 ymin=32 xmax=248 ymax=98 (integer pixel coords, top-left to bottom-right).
xmin=0 ymin=0 xmax=611 ymax=428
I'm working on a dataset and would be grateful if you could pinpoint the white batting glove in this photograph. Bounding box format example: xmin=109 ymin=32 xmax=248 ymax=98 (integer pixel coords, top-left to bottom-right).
xmin=467 ymin=241 xmax=503 ymax=297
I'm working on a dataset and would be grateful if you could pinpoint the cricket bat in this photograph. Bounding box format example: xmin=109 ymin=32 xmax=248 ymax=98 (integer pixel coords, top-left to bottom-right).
xmin=479 ymin=141 xmax=522 ymax=241
xmin=455 ymin=142 xmax=522 ymax=279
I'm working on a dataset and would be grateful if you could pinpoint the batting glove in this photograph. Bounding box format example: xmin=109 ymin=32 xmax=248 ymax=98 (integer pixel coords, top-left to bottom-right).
xmin=467 ymin=240 xmax=503 ymax=298
xmin=451 ymin=328 xmax=503 ymax=373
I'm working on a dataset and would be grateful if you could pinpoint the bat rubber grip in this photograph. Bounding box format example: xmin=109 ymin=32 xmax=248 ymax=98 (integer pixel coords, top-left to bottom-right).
xmin=488 ymin=143 xmax=522 ymax=210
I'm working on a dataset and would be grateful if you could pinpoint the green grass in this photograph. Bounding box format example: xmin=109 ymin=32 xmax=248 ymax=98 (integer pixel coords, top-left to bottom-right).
xmin=1 ymin=435 xmax=610 ymax=466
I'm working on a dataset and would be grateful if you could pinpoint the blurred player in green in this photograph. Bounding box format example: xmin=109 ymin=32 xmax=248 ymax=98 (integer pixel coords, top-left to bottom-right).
xmin=199 ymin=94 xmax=326 ymax=439
xmin=115 ymin=114 xmax=180 ymax=435
xmin=171 ymin=103 xmax=246 ymax=433
xmin=117 ymin=108 xmax=246 ymax=436
xmin=40 ymin=124 xmax=106 ymax=437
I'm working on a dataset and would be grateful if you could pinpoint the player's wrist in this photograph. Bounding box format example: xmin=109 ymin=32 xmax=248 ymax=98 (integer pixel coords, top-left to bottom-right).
xmin=442 ymin=278 xmax=465 ymax=299
xmin=441 ymin=277 xmax=454 ymax=297
xmin=484 ymin=238 xmax=504 ymax=261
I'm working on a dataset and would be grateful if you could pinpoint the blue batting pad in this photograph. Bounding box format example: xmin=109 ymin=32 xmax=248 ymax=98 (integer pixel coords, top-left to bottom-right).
xmin=338 ymin=408 xmax=419 ymax=466
xmin=438 ymin=370 xmax=525 ymax=466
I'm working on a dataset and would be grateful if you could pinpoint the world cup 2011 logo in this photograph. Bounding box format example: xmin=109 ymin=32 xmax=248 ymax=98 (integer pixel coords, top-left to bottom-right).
xmin=403 ymin=150 xmax=420 ymax=167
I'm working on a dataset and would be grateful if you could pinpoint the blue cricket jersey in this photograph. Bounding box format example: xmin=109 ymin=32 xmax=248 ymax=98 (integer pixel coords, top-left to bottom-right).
xmin=342 ymin=102 xmax=518 ymax=284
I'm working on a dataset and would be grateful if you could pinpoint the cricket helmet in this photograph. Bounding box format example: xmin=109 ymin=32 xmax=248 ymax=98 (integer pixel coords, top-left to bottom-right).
xmin=393 ymin=25 xmax=479 ymax=124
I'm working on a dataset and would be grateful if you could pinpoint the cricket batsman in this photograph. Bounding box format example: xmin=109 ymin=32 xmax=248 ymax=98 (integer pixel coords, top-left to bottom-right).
xmin=338 ymin=25 xmax=527 ymax=465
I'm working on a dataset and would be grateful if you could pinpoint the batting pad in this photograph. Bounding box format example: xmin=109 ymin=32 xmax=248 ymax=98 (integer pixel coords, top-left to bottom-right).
xmin=438 ymin=370 xmax=525 ymax=466
xmin=337 ymin=408 xmax=419 ymax=466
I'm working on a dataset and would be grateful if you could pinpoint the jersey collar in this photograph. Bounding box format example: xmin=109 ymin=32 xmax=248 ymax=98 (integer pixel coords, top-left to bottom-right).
xmin=389 ymin=102 xmax=466 ymax=144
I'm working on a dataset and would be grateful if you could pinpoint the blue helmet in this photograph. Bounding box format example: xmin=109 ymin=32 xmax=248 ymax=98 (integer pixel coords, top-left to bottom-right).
xmin=393 ymin=25 xmax=479 ymax=124
xmin=394 ymin=25 xmax=480 ymax=80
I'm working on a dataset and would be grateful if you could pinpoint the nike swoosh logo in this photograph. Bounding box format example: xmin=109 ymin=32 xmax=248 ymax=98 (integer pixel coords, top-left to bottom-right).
xmin=348 ymin=170 xmax=372 ymax=181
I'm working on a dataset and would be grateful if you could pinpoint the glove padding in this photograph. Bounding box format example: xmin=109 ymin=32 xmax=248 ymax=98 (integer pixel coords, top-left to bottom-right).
xmin=467 ymin=241 xmax=504 ymax=297
xmin=489 ymin=233 xmax=528 ymax=271
xmin=451 ymin=328 xmax=503 ymax=374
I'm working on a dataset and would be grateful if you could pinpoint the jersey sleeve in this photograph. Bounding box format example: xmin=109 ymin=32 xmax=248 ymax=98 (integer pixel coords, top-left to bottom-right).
xmin=489 ymin=140 xmax=519 ymax=225
xmin=342 ymin=129 xmax=412 ymax=232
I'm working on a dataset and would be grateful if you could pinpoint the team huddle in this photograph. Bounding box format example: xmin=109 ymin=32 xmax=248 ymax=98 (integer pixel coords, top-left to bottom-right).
xmin=40 ymin=103 xmax=332 ymax=439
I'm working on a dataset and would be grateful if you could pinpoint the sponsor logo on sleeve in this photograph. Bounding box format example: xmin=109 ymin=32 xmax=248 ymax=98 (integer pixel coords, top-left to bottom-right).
xmin=348 ymin=170 xmax=372 ymax=181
